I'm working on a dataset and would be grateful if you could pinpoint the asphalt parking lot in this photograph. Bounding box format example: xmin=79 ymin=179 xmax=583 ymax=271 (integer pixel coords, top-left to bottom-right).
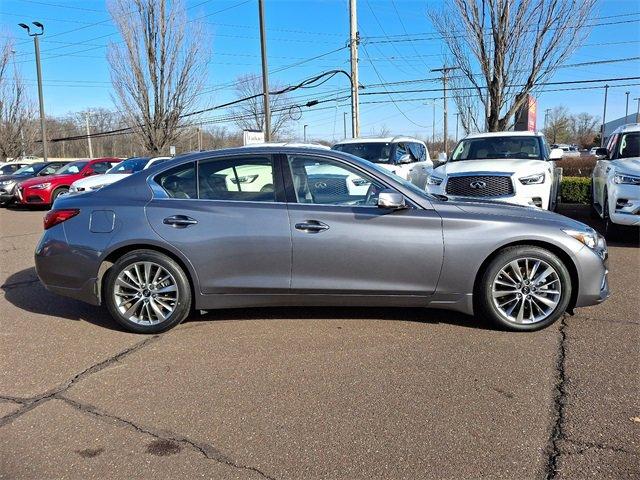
xmin=0 ymin=205 xmax=638 ymax=479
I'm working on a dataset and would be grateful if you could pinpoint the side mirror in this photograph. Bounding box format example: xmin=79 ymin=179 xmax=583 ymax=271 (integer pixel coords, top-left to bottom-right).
xmin=549 ymin=148 xmax=564 ymax=160
xmin=595 ymin=147 xmax=609 ymax=159
xmin=438 ymin=152 xmax=447 ymax=163
xmin=398 ymin=153 xmax=413 ymax=164
xmin=377 ymin=189 xmax=406 ymax=209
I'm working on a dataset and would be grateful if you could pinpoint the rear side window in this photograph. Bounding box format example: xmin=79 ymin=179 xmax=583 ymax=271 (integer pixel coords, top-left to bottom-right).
xmin=198 ymin=157 xmax=276 ymax=202
xmin=154 ymin=162 xmax=197 ymax=199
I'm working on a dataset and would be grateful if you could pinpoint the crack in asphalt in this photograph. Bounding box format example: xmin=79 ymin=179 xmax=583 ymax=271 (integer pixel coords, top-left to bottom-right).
xmin=0 ymin=232 xmax=41 ymax=240
xmin=0 ymin=336 xmax=159 ymax=428
xmin=0 ymin=334 xmax=276 ymax=479
xmin=59 ymin=396 xmax=276 ymax=480
xmin=562 ymin=438 xmax=637 ymax=456
xmin=544 ymin=316 xmax=568 ymax=480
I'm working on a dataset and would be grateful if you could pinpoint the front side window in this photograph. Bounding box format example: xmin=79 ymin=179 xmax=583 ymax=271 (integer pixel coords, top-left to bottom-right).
xmin=332 ymin=142 xmax=392 ymax=164
xmin=451 ymin=136 xmax=543 ymax=161
xmin=288 ymin=155 xmax=386 ymax=206
xmin=91 ymin=162 xmax=114 ymax=174
xmin=198 ymin=157 xmax=276 ymax=202
xmin=14 ymin=163 xmax=43 ymax=175
xmin=56 ymin=161 xmax=88 ymax=175
xmin=154 ymin=162 xmax=197 ymax=199
xmin=617 ymin=132 xmax=640 ymax=159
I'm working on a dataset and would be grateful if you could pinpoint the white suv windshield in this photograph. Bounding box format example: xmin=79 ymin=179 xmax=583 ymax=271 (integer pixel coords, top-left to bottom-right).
xmin=451 ymin=136 xmax=543 ymax=161
xmin=333 ymin=142 xmax=392 ymax=163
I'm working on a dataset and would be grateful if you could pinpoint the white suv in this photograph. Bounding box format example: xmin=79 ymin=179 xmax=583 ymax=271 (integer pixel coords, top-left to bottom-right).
xmin=332 ymin=136 xmax=433 ymax=188
xmin=426 ymin=131 xmax=563 ymax=210
xmin=592 ymin=123 xmax=640 ymax=237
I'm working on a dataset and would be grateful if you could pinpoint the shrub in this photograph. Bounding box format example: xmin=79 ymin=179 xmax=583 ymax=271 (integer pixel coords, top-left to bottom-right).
xmin=560 ymin=176 xmax=591 ymax=204
xmin=559 ymin=155 xmax=596 ymax=177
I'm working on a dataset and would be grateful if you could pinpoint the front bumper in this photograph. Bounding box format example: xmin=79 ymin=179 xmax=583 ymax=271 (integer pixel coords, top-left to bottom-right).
xmin=573 ymin=245 xmax=610 ymax=308
xmin=608 ymin=183 xmax=640 ymax=226
xmin=17 ymin=186 xmax=51 ymax=204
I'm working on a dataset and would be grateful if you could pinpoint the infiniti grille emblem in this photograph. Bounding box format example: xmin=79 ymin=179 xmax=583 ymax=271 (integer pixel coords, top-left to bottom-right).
xmin=315 ymin=182 xmax=328 ymax=189
xmin=469 ymin=180 xmax=487 ymax=189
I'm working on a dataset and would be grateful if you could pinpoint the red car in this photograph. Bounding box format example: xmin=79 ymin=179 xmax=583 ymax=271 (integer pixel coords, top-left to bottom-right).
xmin=17 ymin=157 xmax=121 ymax=206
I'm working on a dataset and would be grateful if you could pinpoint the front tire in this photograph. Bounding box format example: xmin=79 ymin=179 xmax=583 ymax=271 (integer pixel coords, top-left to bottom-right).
xmin=51 ymin=187 xmax=69 ymax=203
xmin=476 ymin=246 xmax=572 ymax=331
xmin=104 ymin=250 xmax=192 ymax=333
xmin=602 ymin=191 xmax=622 ymax=240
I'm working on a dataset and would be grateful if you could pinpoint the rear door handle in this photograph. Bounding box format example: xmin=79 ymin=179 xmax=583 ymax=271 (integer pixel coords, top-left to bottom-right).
xmin=163 ymin=215 xmax=198 ymax=228
xmin=295 ymin=220 xmax=329 ymax=233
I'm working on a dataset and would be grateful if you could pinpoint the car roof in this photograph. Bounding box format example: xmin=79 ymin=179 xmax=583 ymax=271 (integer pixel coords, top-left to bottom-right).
xmin=333 ymin=136 xmax=425 ymax=145
xmin=463 ymin=131 xmax=542 ymax=139
xmin=612 ymin=123 xmax=640 ymax=134
xmin=240 ymin=142 xmax=330 ymax=149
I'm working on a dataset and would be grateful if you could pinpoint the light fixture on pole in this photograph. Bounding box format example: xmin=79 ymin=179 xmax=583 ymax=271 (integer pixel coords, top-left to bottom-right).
xmin=19 ymin=21 xmax=48 ymax=161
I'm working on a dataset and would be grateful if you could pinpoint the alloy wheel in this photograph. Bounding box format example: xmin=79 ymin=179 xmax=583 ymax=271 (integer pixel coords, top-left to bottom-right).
xmin=491 ymin=257 xmax=562 ymax=324
xmin=113 ymin=261 xmax=179 ymax=325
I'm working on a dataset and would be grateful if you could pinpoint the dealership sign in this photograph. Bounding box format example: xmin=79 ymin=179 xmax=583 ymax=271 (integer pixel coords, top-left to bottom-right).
xmin=514 ymin=95 xmax=537 ymax=132
xmin=243 ymin=130 xmax=265 ymax=145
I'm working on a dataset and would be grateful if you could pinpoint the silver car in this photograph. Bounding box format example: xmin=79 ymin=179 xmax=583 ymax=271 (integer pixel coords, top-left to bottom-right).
xmin=35 ymin=147 xmax=609 ymax=333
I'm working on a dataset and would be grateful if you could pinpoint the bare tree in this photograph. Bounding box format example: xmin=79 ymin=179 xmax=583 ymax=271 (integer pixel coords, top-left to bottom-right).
xmin=571 ymin=112 xmax=599 ymax=149
xmin=107 ymin=0 xmax=208 ymax=154
xmin=0 ymin=38 xmax=36 ymax=161
xmin=231 ymin=74 xmax=290 ymax=139
xmin=430 ymin=0 xmax=596 ymax=132
xmin=543 ymin=106 xmax=571 ymax=144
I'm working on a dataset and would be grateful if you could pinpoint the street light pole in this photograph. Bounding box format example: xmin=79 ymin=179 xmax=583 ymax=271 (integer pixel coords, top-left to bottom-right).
xmin=348 ymin=0 xmax=360 ymax=138
xmin=601 ymin=85 xmax=609 ymax=147
xmin=431 ymin=65 xmax=459 ymax=156
xmin=625 ymin=91 xmax=630 ymax=118
xmin=85 ymin=110 xmax=93 ymax=158
xmin=19 ymin=21 xmax=48 ymax=161
xmin=257 ymin=0 xmax=271 ymax=142
xmin=303 ymin=124 xmax=308 ymax=142
xmin=343 ymin=112 xmax=347 ymax=139
xmin=635 ymin=97 xmax=640 ymax=123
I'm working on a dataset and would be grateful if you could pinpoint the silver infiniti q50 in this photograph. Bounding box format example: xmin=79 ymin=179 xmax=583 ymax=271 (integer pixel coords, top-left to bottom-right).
xmin=35 ymin=147 xmax=609 ymax=333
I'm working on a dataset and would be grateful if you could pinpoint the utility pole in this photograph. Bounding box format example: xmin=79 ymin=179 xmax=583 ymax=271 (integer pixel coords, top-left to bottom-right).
xmin=258 ymin=0 xmax=271 ymax=142
xmin=625 ymin=91 xmax=630 ymax=119
xmin=303 ymin=124 xmax=308 ymax=142
xmin=601 ymin=85 xmax=609 ymax=147
xmin=432 ymin=102 xmax=435 ymax=144
xmin=635 ymin=97 xmax=640 ymax=123
xmin=197 ymin=127 xmax=202 ymax=150
xmin=343 ymin=112 xmax=347 ymax=138
xmin=349 ymin=0 xmax=360 ymax=138
xmin=19 ymin=21 xmax=48 ymax=161
xmin=85 ymin=110 xmax=93 ymax=158
xmin=431 ymin=65 xmax=459 ymax=156
xmin=544 ymin=108 xmax=551 ymax=131
xmin=455 ymin=112 xmax=460 ymax=141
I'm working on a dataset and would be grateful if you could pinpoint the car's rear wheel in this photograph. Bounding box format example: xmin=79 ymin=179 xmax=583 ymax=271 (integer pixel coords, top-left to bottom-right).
xmin=104 ymin=250 xmax=192 ymax=333
xmin=477 ymin=246 xmax=571 ymax=331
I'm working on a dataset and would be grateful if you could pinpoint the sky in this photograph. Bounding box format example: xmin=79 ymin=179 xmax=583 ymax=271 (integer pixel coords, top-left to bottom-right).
xmin=1 ymin=0 xmax=640 ymax=143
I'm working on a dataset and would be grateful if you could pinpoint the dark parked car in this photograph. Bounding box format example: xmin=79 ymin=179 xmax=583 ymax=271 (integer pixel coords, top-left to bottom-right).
xmin=0 ymin=161 xmax=69 ymax=205
xmin=35 ymin=147 xmax=609 ymax=333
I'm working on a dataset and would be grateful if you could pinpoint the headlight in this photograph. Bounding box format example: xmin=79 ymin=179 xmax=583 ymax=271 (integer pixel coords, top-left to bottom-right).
xmin=563 ymin=228 xmax=607 ymax=259
xmin=613 ymin=173 xmax=640 ymax=185
xmin=519 ymin=172 xmax=545 ymax=185
xmin=427 ymin=175 xmax=444 ymax=186
xmin=0 ymin=180 xmax=14 ymax=186
xmin=30 ymin=182 xmax=51 ymax=190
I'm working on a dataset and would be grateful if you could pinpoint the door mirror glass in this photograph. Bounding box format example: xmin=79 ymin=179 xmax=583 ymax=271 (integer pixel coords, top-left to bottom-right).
xmin=549 ymin=148 xmax=564 ymax=160
xmin=377 ymin=189 xmax=406 ymax=209
xmin=437 ymin=152 xmax=447 ymax=163
xmin=595 ymin=147 xmax=609 ymax=159
xmin=398 ymin=153 xmax=413 ymax=164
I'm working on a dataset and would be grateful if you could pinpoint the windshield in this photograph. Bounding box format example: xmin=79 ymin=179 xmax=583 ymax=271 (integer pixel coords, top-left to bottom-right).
xmin=333 ymin=142 xmax=392 ymax=163
xmin=451 ymin=136 xmax=543 ymax=161
xmin=14 ymin=163 xmax=46 ymax=175
xmin=617 ymin=132 xmax=640 ymax=159
xmin=56 ymin=161 xmax=88 ymax=175
xmin=107 ymin=157 xmax=149 ymax=174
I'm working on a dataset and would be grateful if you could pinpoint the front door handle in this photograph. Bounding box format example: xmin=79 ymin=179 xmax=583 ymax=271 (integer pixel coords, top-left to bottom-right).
xmin=295 ymin=220 xmax=329 ymax=233
xmin=163 ymin=215 xmax=198 ymax=228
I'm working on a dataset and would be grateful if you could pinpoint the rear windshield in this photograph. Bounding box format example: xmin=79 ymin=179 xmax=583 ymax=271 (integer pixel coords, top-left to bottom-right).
xmin=332 ymin=142 xmax=392 ymax=163
xmin=451 ymin=136 xmax=543 ymax=161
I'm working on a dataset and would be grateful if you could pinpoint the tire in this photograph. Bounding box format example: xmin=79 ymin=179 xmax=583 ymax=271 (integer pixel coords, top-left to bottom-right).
xmin=476 ymin=246 xmax=572 ymax=331
xmin=104 ymin=249 xmax=192 ymax=333
xmin=590 ymin=180 xmax=600 ymax=219
xmin=51 ymin=187 xmax=69 ymax=203
xmin=602 ymin=192 xmax=622 ymax=241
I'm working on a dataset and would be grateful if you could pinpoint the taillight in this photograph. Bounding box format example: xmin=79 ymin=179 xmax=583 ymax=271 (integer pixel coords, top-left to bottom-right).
xmin=44 ymin=209 xmax=80 ymax=230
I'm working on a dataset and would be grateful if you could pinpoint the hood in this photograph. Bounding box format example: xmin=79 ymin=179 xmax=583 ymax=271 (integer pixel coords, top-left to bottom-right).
xmin=451 ymin=197 xmax=588 ymax=229
xmin=611 ymin=157 xmax=640 ymax=175
xmin=0 ymin=174 xmax=24 ymax=183
xmin=72 ymin=173 xmax=129 ymax=189
xmin=19 ymin=173 xmax=74 ymax=187
xmin=433 ymin=158 xmax=550 ymax=177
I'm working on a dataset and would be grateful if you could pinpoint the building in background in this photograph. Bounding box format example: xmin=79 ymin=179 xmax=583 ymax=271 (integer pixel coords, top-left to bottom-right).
xmin=603 ymin=113 xmax=639 ymax=138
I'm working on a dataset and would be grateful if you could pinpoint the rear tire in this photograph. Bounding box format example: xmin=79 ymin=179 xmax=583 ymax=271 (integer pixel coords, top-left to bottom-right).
xmin=104 ymin=250 xmax=192 ymax=333
xmin=476 ymin=246 xmax=572 ymax=331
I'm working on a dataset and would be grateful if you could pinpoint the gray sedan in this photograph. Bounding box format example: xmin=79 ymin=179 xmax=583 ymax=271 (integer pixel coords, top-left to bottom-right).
xmin=35 ymin=147 xmax=609 ymax=333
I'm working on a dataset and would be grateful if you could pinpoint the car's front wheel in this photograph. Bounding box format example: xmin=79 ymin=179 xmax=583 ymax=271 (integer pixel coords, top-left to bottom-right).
xmin=104 ymin=250 xmax=192 ymax=333
xmin=477 ymin=246 xmax=572 ymax=331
